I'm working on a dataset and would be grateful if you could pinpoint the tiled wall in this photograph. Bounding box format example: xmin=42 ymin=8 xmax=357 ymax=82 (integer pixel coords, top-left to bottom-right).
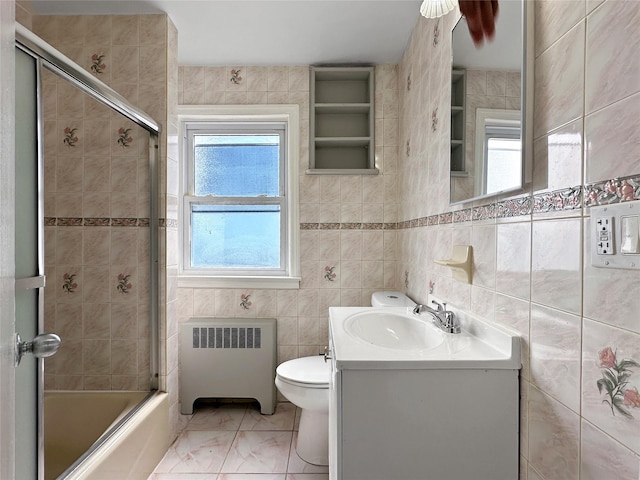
xmin=175 ymin=65 xmax=399 ymax=366
xmin=30 ymin=15 xmax=170 ymax=393
xmin=40 ymin=72 xmax=151 ymax=390
xmin=398 ymin=2 xmax=640 ymax=479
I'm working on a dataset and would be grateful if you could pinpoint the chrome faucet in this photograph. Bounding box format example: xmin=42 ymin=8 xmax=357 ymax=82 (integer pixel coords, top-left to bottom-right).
xmin=413 ymin=300 xmax=461 ymax=334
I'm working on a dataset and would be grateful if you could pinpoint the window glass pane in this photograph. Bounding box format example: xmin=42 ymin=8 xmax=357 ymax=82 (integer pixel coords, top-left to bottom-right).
xmin=194 ymin=134 xmax=280 ymax=196
xmin=191 ymin=204 xmax=281 ymax=269
xmin=486 ymin=137 xmax=522 ymax=194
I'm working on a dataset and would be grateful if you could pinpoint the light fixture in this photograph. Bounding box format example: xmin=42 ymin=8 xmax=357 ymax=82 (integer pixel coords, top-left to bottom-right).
xmin=420 ymin=0 xmax=458 ymax=18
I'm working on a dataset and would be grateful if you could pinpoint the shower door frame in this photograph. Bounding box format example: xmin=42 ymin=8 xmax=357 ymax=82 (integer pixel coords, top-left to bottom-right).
xmin=15 ymin=24 xmax=160 ymax=480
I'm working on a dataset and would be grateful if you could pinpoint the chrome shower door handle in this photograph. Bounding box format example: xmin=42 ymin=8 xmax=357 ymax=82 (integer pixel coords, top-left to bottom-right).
xmin=15 ymin=332 xmax=61 ymax=367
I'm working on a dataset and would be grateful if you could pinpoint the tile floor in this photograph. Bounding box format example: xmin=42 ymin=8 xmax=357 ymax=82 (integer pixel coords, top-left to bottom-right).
xmin=148 ymin=402 xmax=328 ymax=480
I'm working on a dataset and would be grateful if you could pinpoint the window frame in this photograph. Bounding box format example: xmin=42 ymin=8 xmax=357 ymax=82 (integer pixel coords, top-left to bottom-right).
xmin=178 ymin=105 xmax=300 ymax=289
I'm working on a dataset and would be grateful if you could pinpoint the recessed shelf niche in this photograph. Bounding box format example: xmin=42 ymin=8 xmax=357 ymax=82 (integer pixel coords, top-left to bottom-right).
xmin=308 ymin=66 xmax=377 ymax=175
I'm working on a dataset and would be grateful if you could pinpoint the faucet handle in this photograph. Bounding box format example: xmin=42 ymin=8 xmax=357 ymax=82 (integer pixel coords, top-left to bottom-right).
xmin=431 ymin=300 xmax=444 ymax=312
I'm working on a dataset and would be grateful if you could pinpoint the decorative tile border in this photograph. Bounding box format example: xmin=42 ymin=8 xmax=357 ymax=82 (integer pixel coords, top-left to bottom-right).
xmin=42 ymin=177 xmax=640 ymax=232
xmin=300 ymin=222 xmax=397 ymax=230
xmin=45 ymin=217 xmax=150 ymax=227
xmin=585 ymin=175 xmax=640 ymax=207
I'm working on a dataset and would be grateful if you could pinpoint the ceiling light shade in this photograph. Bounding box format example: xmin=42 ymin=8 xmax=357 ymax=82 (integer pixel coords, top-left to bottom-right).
xmin=420 ymin=0 xmax=458 ymax=18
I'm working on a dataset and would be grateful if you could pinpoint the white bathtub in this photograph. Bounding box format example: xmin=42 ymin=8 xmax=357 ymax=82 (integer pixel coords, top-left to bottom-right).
xmin=44 ymin=391 xmax=170 ymax=480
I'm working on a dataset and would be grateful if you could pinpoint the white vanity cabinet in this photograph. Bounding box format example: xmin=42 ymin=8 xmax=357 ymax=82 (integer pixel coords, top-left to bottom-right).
xmin=328 ymin=306 xmax=521 ymax=480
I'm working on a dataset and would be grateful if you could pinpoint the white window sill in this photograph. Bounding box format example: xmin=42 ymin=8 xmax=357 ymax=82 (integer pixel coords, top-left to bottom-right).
xmin=178 ymin=275 xmax=301 ymax=290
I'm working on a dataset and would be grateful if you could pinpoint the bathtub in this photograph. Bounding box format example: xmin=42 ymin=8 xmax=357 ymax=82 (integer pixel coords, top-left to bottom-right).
xmin=44 ymin=391 xmax=170 ymax=480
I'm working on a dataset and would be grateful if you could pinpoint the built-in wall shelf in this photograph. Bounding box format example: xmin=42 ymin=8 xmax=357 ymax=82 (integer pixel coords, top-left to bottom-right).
xmin=451 ymin=69 xmax=466 ymax=174
xmin=308 ymin=66 xmax=377 ymax=174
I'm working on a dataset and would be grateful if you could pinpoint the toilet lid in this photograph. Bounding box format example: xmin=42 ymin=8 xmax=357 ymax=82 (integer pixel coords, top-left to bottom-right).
xmin=276 ymin=355 xmax=330 ymax=386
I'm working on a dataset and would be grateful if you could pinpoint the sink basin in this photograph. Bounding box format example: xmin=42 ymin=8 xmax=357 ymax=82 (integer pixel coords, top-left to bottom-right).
xmin=344 ymin=311 xmax=444 ymax=350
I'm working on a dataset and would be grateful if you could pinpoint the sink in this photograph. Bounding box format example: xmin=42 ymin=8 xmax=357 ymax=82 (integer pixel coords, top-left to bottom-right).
xmin=344 ymin=311 xmax=444 ymax=350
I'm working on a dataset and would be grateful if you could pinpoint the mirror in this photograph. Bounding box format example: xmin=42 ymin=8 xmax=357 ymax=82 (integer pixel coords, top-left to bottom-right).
xmin=450 ymin=0 xmax=531 ymax=205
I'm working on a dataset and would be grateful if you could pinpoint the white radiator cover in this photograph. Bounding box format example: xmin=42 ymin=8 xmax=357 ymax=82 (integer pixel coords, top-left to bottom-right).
xmin=180 ymin=317 xmax=276 ymax=415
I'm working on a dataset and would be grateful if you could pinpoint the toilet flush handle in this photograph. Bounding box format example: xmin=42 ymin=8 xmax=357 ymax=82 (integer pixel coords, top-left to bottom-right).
xmin=323 ymin=346 xmax=332 ymax=363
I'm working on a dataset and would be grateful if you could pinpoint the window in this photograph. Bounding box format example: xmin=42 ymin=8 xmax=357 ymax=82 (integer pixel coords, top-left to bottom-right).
xmin=484 ymin=126 xmax=521 ymax=195
xmin=474 ymin=108 xmax=522 ymax=196
xmin=179 ymin=105 xmax=300 ymax=289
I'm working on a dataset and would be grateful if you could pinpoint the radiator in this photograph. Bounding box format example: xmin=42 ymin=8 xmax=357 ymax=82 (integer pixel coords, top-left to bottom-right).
xmin=180 ymin=317 xmax=276 ymax=415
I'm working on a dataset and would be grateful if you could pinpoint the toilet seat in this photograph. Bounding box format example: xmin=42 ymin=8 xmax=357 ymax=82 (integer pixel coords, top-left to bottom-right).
xmin=276 ymin=356 xmax=330 ymax=389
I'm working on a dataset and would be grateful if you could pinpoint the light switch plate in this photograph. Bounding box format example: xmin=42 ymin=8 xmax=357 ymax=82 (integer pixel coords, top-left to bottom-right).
xmin=591 ymin=200 xmax=640 ymax=270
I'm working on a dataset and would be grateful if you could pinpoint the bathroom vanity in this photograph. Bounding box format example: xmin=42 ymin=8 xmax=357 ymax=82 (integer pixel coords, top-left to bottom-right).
xmin=328 ymin=304 xmax=521 ymax=480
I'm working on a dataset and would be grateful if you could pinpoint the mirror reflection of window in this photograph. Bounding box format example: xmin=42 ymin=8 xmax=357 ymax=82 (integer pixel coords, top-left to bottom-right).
xmin=474 ymin=108 xmax=521 ymax=196
xmin=484 ymin=127 xmax=522 ymax=195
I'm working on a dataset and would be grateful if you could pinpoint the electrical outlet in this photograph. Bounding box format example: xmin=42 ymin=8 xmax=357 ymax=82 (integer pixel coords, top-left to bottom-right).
xmin=595 ymin=216 xmax=614 ymax=255
xmin=591 ymin=201 xmax=640 ymax=270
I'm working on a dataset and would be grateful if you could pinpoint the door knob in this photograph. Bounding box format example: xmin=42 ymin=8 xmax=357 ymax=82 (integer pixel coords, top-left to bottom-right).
xmin=15 ymin=332 xmax=61 ymax=367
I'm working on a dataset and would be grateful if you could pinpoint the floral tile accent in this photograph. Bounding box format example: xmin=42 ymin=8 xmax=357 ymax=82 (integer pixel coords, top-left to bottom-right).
xmin=319 ymin=223 xmax=340 ymax=230
xmin=364 ymin=223 xmax=385 ymax=230
xmin=90 ymin=53 xmax=106 ymax=75
xmin=404 ymin=270 xmax=409 ymax=289
xmin=427 ymin=215 xmax=439 ymax=226
xmin=45 ymin=217 xmax=56 ymax=226
xmin=116 ymin=274 xmax=132 ymax=294
xmin=431 ymin=107 xmax=438 ymax=132
xmin=341 ymin=223 xmax=362 ymax=230
xmin=83 ymin=218 xmax=110 ymax=226
xmin=496 ymin=196 xmax=532 ymax=218
xmin=300 ymin=223 xmax=320 ymax=230
xmin=597 ymin=347 xmax=640 ymax=419
xmin=230 ymin=68 xmax=243 ymax=85
xmin=112 ymin=218 xmax=139 ymax=227
xmin=583 ymin=319 xmax=640 ymax=452
xmin=429 ymin=280 xmax=435 ymax=294
xmin=406 ymin=72 xmax=411 ymax=92
xmin=57 ymin=217 xmax=83 ymax=226
xmin=453 ymin=208 xmax=472 ymax=223
xmin=406 ymin=138 xmax=411 ymax=157
xmin=533 ymin=187 xmax=582 ymax=213
xmin=62 ymin=273 xmax=78 ymax=294
xmin=438 ymin=212 xmax=453 ymax=224
xmin=63 ymin=127 xmax=78 ymax=147
xmin=117 ymin=127 xmax=133 ymax=148
xmin=240 ymin=293 xmax=252 ymax=310
xmin=585 ymin=175 xmax=640 ymax=206
xmin=472 ymin=204 xmax=497 ymax=221
xmin=323 ymin=266 xmax=336 ymax=282
xmin=433 ymin=20 xmax=440 ymax=47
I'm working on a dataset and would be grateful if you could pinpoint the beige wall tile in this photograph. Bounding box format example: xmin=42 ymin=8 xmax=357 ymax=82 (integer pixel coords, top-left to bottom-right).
xmin=534 ymin=0 xmax=585 ymax=56
xmin=528 ymin=386 xmax=580 ymax=480
xmin=534 ymin=22 xmax=585 ymax=138
xmin=580 ymin=420 xmax=640 ymax=479
xmin=585 ymin=0 xmax=640 ymax=114
xmin=585 ymin=93 xmax=640 ymax=183
xmin=531 ymin=219 xmax=582 ymax=314
xmin=530 ymin=305 xmax=582 ymax=413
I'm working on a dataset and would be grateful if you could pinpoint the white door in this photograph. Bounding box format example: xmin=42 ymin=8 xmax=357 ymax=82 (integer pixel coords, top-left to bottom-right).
xmin=0 ymin=3 xmax=17 ymax=479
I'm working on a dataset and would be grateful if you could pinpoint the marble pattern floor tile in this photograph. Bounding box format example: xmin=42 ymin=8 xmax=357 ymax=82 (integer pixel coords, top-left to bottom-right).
xmin=149 ymin=403 xmax=326 ymax=480
xmin=221 ymin=431 xmax=293 ymax=474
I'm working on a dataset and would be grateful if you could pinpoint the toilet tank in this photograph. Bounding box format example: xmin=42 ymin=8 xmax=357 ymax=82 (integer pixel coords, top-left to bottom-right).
xmin=371 ymin=291 xmax=416 ymax=307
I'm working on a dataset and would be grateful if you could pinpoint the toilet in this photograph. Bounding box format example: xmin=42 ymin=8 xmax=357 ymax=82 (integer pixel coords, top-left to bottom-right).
xmin=275 ymin=290 xmax=414 ymax=465
xmin=370 ymin=290 xmax=416 ymax=308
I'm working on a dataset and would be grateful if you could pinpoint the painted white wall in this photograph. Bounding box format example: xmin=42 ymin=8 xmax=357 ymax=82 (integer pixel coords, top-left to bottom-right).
xmin=0 ymin=1 xmax=16 ymax=478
